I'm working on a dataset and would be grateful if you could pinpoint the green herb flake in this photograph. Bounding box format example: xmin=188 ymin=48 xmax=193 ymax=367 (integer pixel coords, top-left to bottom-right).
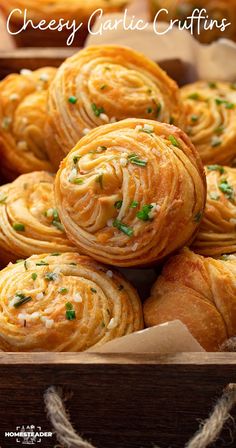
xmin=59 ymin=287 xmax=68 ymax=295
xmin=191 ymin=115 xmax=199 ymax=122
xmin=129 ymin=201 xmax=139 ymax=209
xmin=91 ymin=288 xmax=97 ymax=293
xmin=73 ymin=155 xmax=81 ymax=164
xmin=68 ymin=96 xmax=77 ymax=104
xmin=52 ymin=220 xmax=64 ymax=232
xmin=208 ymin=82 xmax=217 ymax=89
xmin=215 ymin=98 xmax=235 ymax=109
xmin=194 ymin=211 xmax=202 ymax=223
xmin=168 ymin=135 xmax=181 ymax=148
xmin=114 ymin=200 xmax=123 ymax=209
xmin=31 ymin=273 xmax=37 ymax=281
xmin=128 ymin=153 xmax=147 ymax=167
xmin=100 ymin=84 xmax=107 ymax=90
xmin=147 ymin=107 xmax=153 ymax=114
xmin=156 ymin=103 xmax=162 ymax=117
xmin=45 ymin=272 xmax=58 ymax=282
xmin=230 ymin=83 xmax=236 ymax=90
xmin=91 ymin=103 xmax=105 ymax=117
xmin=13 ymin=293 xmax=32 ymax=308
xmin=211 ymin=136 xmax=222 ymax=147
xmin=24 ymin=260 xmax=28 ymax=271
xmin=136 ymin=204 xmax=153 ymax=222
xmin=207 ymin=165 xmax=225 ymax=174
xmin=188 ymin=93 xmax=200 ymax=100
xmin=169 ymin=116 xmax=175 ymax=125
xmin=51 ymin=253 xmax=61 ymax=256
xmin=95 ymin=174 xmax=103 ymax=189
xmin=113 ymin=219 xmax=134 ymax=237
xmin=210 ymin=192 xmax=220 ymax=201
xmin=215 ymin=125 xmax=224 ymax=135
xmin=13 ymin=222 xmax=25 ymax=232
xmin=73 ymin=178 xmax=84 ymax=185
xmin=218 ymin=179 xmax=234 ymax=200
xmin=36 ymin=260 xmax=49 ymax=266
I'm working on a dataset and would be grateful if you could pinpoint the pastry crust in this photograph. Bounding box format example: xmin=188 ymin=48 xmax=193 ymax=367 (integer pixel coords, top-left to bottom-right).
xmin=143 ymin=248 xmax=236 ymax=351
xmin=0 ymin=171 xmax=75 ymax=265
xmin=0 ymin=252 xmax=143 ymax=352
xmin=192 ymin=165 xmax=236 ymax=256
xmin=0 ymin=67 xmax=56 ymax=181
xmin=55 ymin=118 xmax=206 ymax=267
xmin=46 ymin=45 xmax=183 ymax=166
xmin=181 ymin=81 xmax=236 ymax=165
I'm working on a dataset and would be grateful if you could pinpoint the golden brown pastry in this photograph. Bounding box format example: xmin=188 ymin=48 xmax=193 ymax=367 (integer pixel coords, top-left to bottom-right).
xmin=144 ymin=248 xmax=236 ymax=351
xmin=46 ymin=45 xmax=183 ymax=167
xmin=150 ymin=0 xmax=236 ymax=43
xmin=55 ymin=118 xmax=206 ymax=267
xmin=0 ymin=67 xmax=56 ymax=181
xmin=181 ymin=81 xmax=236 ymax=166
xmin=0 ymin=171 xmax=75 ymax=265
xmin=192 ymin=165 xmax=236 ymax=256
xmin=0 ymin=252 xmax=143 ymax=351
xmin=1 ymin=1 xmax=129 ymax=47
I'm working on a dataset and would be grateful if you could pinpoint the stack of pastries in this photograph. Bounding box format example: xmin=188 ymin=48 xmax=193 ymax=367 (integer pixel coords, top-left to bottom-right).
xmin=1 ymin=44 xmax=236 ymax=352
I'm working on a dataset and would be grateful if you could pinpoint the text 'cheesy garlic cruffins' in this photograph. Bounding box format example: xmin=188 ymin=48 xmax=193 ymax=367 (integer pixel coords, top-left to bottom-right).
xmin=0 ymin=67 xmax=57 ymax=181
xmin=0 ymin=171 xmax=75 ymax=266
xmin=144 ymin=248 xmax=236 ymax=351
xmin=181 ymin=81 xmax=236 ymax=166
xmin=46 ymin=45 xmax=183 ymax=167
xmin=192 ymin=165 xmax=236 ymax=256
xmin=0 ymin=253 xmax=143 ymax=352
xmin=55 ymin=118 xmax=206 ymax=267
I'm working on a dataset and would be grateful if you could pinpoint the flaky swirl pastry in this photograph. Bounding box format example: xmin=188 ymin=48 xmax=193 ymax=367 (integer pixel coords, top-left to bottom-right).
xmin=192 ymin=165 xmax=236 ymax=256
xmin=55 ymin=118 xmax=206 ymax=267
xmin=1 ymin=0 xmax=129 ymax=22
xmin=181 ymin=81 xmax=236 ymax=166
xmin=144 ymin=248 xmax=236 ymax=351
xmin=0 ymin=252 xmax=143 ymax=352
xmin=46 ymin=45 xmax=182 ymax=166
xmin=0 ymin=171 xmax=75 ymax=265
xmin=0 ymin=67 xmax=56 ymax=181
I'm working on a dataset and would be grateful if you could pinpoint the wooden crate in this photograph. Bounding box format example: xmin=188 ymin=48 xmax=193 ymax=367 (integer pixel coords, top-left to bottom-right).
xmin=0 ymin=49 xmax=236 ymax=448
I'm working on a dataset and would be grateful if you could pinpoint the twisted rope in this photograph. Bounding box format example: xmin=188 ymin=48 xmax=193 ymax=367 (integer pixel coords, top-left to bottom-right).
xmin=44 ymin=383 xmax=236 ymax=448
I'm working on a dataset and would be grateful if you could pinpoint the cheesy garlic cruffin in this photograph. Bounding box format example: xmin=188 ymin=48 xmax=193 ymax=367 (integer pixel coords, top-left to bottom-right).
xmin=181 ymin=81 xmax=236 ymax=165
xmin=192 ymin=165 xmax=236 ymax=256
xmin=46 ymin=45 xmax=183 ymax=167
xmin=0 ymin=67 xmax=56 ymax=181
xmin=55 ymin=118 xmax=206 ymax=267
xmin=0 ymin=253 xmax=143 ymax=352
xmin=0 ymin=171 xmax=75 ymax=266
xmin=144 ymin=248 xmax=236 ymax=351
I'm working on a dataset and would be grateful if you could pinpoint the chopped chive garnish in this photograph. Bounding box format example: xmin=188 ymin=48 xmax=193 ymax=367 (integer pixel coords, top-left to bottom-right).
xmin=100 ymin=84 xmax=107 ymax=90
xmin=191 ymin=115 xmax=199 ymax=122
xmin=113 ymin=219 xmax=133 ymax=237
xmin=168 ymin=135 xmax=181 ymax=148
xmin=69 ymin=263 xmax=77 ymax=266
xmin=147 ymin=107 xmax=153 ymax=114
xmin=65 ymin=303 xmax=76 ymax=320
xmin=13 ymin=293 xmax=32 ymax=308
xmin=114 ymin=200 xmax=123 ymax=209
xmin=91 ymin=103 xmax=104 ymax=117
xmin=128 ymin=153 xmax=147 ymax=167
xmin=215 ymin=98 xmax=235 ymax=109
xmin=51 ymin=253 xmax=61 ymax=256
xmin=210 ymin=193 xmax=220 ymax=201
xmin=156 ymin=103 xmax=161 ymax=117
xmin=91 ymin=288 xmax=97 ymax=293
xmin=218 ymin=179 xmax=234 ymax=200
xmin=194 ymin=212 xmax=202 ymax=223
xmin=207 ymin=165 xmax=225 ymax=174
xmin=208 ymin=82 xmax=217 ymax=89
xmin=68 ymin=96 xmax=77 ymax=104
xmin=45 ymin=272 xmax=58 ymax=282
xmin=52 ymin=220 xmax=64 ymax=232
xmin=36 ymin=261 xmax=49 ymax=266
xmin=16 ymin=259 xmax=24 ymax=264
xmin=73 ymin=156 xmax=81 ymax=164
xmin=215 ymin=125 xmax=224 ymax=135
xmin=188 ymin=93 xmax=199 ymax=100
xmin=95 ymin=174 xmax=103 ymax=189
xmin=73 ymin=178 xmax=84 ymax=185
xmin=24 ymin=260 xmax=28 ymax=271
xmin=59 ymin=287 xmax=68 ymax=295
xmin=136 ymin=204 xmax=153 ymax=222
xmin=169 ymin=116 xmax=175 ymax=125
xmin=129 ymin=201 xmax=139 ymax=208
xmin=0 ymin=196 xmax=7 ymax=204
xmin=13 ymin=222 xmax=25 ymax=232
xmin=31 ymin=273 xmax=37 ymax=281
xmin=211 ymin=136 xmax=222 ymax=147
xmin=100 ymin=146 xmax=107 ymax=151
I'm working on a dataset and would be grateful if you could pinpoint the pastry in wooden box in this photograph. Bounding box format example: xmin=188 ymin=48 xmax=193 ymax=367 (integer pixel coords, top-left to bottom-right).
xmin=150 ymin=0 xmax=236 ymax=43
xmin=0 ymin=67 xmax=56 ymax=181
xmin=0 ymin=0 xmax=129 ymax=48
xmin=46 ymin=45 xmax=183 ymax=167
xmin=0 ymin=171 xmax=75 ymax=266
xmin=0 ymin=252 xmax=143 ymax=352
xmin=55 ymin=118 xmax=206 ymax=267
xmin=144 ymin=248 xmax=236 ymax=351
xmin=181 ymin=81 xmax=236 ymax=166
xmin=192 ymin=165 xmax=236 ymax=256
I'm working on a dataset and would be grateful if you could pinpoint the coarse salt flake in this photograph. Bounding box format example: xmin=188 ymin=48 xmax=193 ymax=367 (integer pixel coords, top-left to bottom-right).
xmin=100 ymin=113 xmax=109 ymax=123
xmin=83 ymin=128 xmax=90 ymax=135
xmin=20 ymin=69 xmax=32 ymax=76
xmin=74 ymin=293 xmax=83 ymax=303
xmin=36 ymin=292 xmax=44 ymax=300
xmin=107 ymin=317 xmax=117 ymax=330
xmin=106 ymin=270 xmax=113 ymax=278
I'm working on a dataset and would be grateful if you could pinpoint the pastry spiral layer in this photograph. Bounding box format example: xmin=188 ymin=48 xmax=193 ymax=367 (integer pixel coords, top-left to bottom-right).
xmin=181 ymin=81 xmax=236 ymax=166
xmin=0 ymin=252 xmax=143 ymax=352
xmin=192 ymin=165 xmax=236 ymax=256
xmin=46 ymin=45 xmax=182 ymax=166
xmin=55 ymin=118 xmax=206 ymax=267
xmin=0 ymin=171 xmax=75 ymax=265
xmin=0 ymin=67 xmax=56 ymax=181
xmin=144 ymin=248 xmax=236 ymax=351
